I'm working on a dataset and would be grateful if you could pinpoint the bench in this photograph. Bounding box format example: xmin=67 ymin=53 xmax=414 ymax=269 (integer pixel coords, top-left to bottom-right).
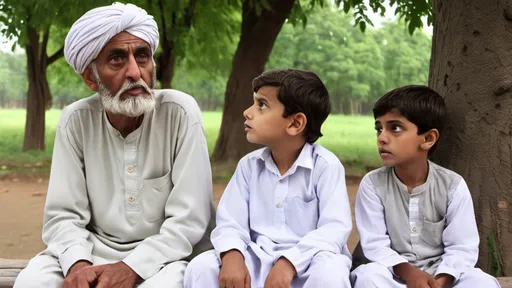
xmin=0 ymin=259 xmax=28 ymax=288
xmin=0 ymin=258 xmax=511 ymax=287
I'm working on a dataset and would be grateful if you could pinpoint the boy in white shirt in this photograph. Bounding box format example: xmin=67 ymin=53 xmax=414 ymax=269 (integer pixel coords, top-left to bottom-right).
xmin=184 ymin=69 xmax=352 ymax=288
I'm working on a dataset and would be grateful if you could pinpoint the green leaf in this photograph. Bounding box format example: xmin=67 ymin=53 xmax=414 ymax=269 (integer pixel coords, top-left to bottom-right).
xmin=0 ymin=15 xmax=8 ymax=25
xmin=408 ymin=19 xmax=415 ymax=35
xmin=359 ymin=20 xmax=366 ymax=32
xmin=343 ymin=0 xmax=351 ymax=13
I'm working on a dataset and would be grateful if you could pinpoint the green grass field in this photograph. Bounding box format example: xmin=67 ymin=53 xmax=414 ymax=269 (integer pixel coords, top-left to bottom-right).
xmin=0 ymin=109 xmax=381 ymax=175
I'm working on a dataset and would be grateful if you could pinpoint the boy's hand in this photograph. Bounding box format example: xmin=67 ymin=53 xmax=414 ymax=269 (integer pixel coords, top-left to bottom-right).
xmin=435 ymin=274 xmax=454 ymax=288
xmin=394 ymin=263 xmax=441 ymax=288
xmin=219 ymin=250 xmax=251 ymax=288
xmin=264 ymin=257 xmax=296 ymax=288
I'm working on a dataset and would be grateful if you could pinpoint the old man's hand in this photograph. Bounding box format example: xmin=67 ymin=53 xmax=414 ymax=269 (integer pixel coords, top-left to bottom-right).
xmin=64 ymin=260 xmax=96 ymax=288
xmin=88 ymin=261 xmax=142 ymax=288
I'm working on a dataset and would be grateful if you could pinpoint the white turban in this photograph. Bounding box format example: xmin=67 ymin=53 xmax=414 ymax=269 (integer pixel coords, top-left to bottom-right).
xmin=64 ymin=2 xmax=159 ymax=74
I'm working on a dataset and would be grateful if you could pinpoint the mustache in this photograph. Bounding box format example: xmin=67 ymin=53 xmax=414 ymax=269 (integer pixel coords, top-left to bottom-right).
xmin=118 ymin=80 xmax=152 ymax=96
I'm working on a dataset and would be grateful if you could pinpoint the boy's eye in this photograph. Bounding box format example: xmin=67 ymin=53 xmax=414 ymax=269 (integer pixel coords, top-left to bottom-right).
xmin=375 ymin=127 xmax=382 ymax=135
xmin=258 ymin=102 xmax=268 ymax=109
xmin=391 ymin=125 xmax=403 ymax=132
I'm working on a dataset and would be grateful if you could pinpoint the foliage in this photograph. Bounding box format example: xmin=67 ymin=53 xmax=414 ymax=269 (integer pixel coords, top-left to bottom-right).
xmin=334 ymin=0 xmax=432 ymax=34
xmin=267 ymin=7 xmax=431 ymax=113
xmin=0 ymin=10 xmax=431 ymax=113
xmin=0 ymin=0 xmax=111 ymax=51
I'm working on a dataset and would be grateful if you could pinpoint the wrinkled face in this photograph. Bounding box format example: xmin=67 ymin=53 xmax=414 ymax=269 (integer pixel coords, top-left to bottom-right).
xmin=374 ymin=110 xmax=425 ymax=167
xmin=242 ymin=86 xmax=290 ymax=146
xmin=90 ymin=32 xmax=157 ymax=117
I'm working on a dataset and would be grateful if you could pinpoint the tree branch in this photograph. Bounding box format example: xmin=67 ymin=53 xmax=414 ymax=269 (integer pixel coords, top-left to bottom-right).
xmin=158 ymin=0 xmax=168 ymax=45
xmin=183 ymin=0 xmax=197 ymax=28
xmin=40 ymin=28 xmax=50 ymax=66
xmin=47 ymin=46 xmax=64 ymax=66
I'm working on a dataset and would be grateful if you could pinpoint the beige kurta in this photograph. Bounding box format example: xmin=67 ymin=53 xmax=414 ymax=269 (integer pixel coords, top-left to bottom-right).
xmin=26 ymin=90 xmax=214 ymax=283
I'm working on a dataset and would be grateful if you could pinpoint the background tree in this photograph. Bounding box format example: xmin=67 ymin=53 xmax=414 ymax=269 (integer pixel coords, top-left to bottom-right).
xmin=0 ymin=51 xmax=27 ymax=107
xmin=377 ymin=21 xmax=431 ymax=92
xmin=429 ymin=0 xmax=512 ymax=276
xmin=140 ymin=0 xmax=240 ymax=88
xmin=0 ymin=0 xmax=110 ymax=151
xmin=268 ymin=8 xmax=385 ymax=114
xmin=47 ymin=56 xmax=92 ymax=109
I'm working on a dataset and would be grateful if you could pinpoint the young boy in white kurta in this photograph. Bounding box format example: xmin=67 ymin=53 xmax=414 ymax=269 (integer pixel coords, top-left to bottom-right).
xmin=184 ymin=69 xmax=352 ymax=288
xmin=351 ymin=85 xmax=500 ymax=288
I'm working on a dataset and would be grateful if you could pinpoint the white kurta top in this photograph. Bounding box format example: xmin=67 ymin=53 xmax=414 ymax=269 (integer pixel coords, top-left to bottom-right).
xmin=211 ymin=143 xmax=352 ymax=276
xmin=42 ymin=90 xmax=215 ymax=280
xmin=355 ymin=162 xmax=480 ymax=281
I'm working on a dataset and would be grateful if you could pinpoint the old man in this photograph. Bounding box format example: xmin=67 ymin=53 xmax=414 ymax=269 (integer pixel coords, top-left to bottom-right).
xmin=14 ymin=3 xmax=214 ymax=288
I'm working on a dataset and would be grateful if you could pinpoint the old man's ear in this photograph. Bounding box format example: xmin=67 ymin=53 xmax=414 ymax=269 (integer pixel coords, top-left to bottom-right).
xmin=81 ymin=65 xmax=98 ymax=92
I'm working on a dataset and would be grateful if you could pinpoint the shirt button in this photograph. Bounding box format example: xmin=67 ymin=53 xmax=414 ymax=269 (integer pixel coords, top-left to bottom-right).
xmin=276 ymin=202 xmax=282 ymax=208
xmin=128 ymin=195 xmax=136 ymax=203
xmin=412 ymin=227 xmax=418 ymax=233
xmin=279 ymin=179 xmax=283 ymax=183
xmin=127 ymin=166 xmax=134 ymax=173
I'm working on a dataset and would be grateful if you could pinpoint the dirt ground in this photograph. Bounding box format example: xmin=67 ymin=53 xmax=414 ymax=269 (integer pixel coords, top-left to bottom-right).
xmin=0 ymin=175 xmax=361 ymax=260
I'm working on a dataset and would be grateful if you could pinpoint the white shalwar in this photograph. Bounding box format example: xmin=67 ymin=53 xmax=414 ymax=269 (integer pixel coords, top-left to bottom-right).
xmin=351 ymin=162 xmax=501 ymax=288
xmin=14 ymin=90 xmax=215 ymax=288
xmin=184 ymin=143 xmax=353 ymax=288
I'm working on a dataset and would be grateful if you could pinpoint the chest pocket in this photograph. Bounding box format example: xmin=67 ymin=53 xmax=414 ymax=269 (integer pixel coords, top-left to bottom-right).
xmin=420 ymin=217 xmax=445 ymax=247
xmin=141 ymin=170 xmax=172 ymax=222
xmin=284 ymin=197 xmax=318 ymax=237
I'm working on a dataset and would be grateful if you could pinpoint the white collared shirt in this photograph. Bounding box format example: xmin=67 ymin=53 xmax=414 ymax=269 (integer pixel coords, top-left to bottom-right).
xmin=211 ymin=143 xmax=352 ymax=276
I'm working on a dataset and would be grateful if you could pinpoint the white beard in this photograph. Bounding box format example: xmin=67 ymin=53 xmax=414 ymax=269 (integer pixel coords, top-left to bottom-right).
xmin=91 ymin=62 xmax=156 ymax=117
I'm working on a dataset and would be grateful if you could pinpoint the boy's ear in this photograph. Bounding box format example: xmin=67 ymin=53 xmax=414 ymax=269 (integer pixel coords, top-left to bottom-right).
xmin=81 ymin=66 xmax=98 ymax=92
xmin=286 ymin=112 xmax=307 ymax=137
xmin=420 ymin=129 xmax=440 ymax=151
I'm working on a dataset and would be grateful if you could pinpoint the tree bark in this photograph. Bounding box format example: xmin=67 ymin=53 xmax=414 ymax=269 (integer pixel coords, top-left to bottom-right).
xmin=212 ymin=0 xmax=296 ymax=162
xmin=23 ymin=28 xmax=48 ymax=151
xmin=157 ymin=40 xmax=176 ymax=89
xmin=22 ymin=27 xmax=63 ymax=151
xmin=153 ymin=0 xmax=195 ymax=89
xmin=429 ymin=0 xmax=512 ymax=276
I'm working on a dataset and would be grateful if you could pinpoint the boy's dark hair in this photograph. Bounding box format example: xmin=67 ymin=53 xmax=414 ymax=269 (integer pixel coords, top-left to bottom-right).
xmin=373 ymin=85 xmax=446 ymax=156
xmin=252 ymin=69 xmax=331 ymax=143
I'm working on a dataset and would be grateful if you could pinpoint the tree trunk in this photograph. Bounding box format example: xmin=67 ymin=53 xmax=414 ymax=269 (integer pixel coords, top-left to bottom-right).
xmin=429 ymin=0 xmax=512 ymax=276
xmin=152 ymin=0 xmax=195 ymax=89
xmin=0 ymin=91 xmax=5 ymax=107
xmin=22 ymin=27 xmax=63 ymax=151
xmin=23 ymin=28 xmax=49 ymax=151
xmin=212 ymin=0 xmax=296 ymax=162
xmin=157 ymin=40 xmax=176 ymax=89
xmin=340 ymin=98 xmax=351 ymax=115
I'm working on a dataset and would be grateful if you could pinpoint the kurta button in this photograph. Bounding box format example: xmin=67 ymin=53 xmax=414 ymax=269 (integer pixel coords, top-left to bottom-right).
xmin=127 ymin=166 xmax=134 ymax=173
xmin=412 ymin=227 xmax=418 ymax=233
xmin=128 ymin=195 xmax=136 ymax=202
xmin=279 ymin=179 xmax=283 ymax=183
xmin=276 ymin=203 xmax=282 ymax=208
